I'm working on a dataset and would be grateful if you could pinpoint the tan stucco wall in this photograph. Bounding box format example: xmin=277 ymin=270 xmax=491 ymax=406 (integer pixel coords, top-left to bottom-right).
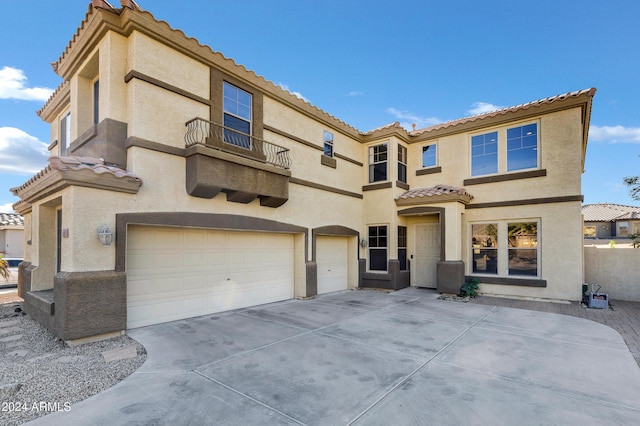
xmin=584 ymin=246 xmax=640 ymax=302
xmin=409 ymin=108 xmax=584 ymax=199
xmin=463 ymin=201 xmax=584 ymax=301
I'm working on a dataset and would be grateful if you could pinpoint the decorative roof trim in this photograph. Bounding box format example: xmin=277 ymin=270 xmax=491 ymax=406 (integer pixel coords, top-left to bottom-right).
xmin=11 ymin=156 xmax=142 ymax=205
xmin=395 ymin=184 xmax=473 ymax=206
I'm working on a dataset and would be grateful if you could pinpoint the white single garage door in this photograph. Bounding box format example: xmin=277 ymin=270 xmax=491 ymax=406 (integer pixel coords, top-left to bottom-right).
xmin=316 ymin=236 xmax=349 ymax=294
xmin=126 ymin=226 xmax=294 ymax=328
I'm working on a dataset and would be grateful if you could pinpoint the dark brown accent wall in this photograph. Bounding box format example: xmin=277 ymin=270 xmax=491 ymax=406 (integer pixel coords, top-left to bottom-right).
xmin=362 ymin=182 xmax=393 ymax=191
xmin=290 ymin=177 xmax=363 ymax=199
xmin=466 ymin=275 xmax=547 ymax=287
xmin=416 ymin=166 xmax=442 ymax=176
xmin=358 ymin=259 xmax=410 ymax=290
xmin=321 ymin=155 xmax=337 ymax=168
xmin=69 ymin=118 xmax=128 ymax=168
xmin=211 ymin=68 xmax=264 ymax=140
xmin=463 ymin=169 xmax=547 ymax=186
xmin=396 ymin=181 xmax=409 ymax=190
xmin=466 ymin=195 xmax=584 ymax=209
xmin=185 ymin=144 xmax=290 ymax=207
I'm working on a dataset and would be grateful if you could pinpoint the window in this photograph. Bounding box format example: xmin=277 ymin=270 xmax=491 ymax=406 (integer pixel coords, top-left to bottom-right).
xmin=93 ymin=79 xmax=99 ymax=125
xmin=508 ymin=222 xmax=538 ymax=276
xmin=507 ymin=123 xmax=537 ymax=171
xmin=471 ymin=132 xmax=498 ymax=176
xmin=368 ymin=143 xmax=388 ymax=183
xmin=471 ymin=221 xmax=540 ymax=277
xmin=60 ymin=112 xmax=71 ymax=156
xmin=323 ymin=131 xmax=334 ymax=157
xmin=398 ymin=145 xmax=407 ymax=183
xmin=422 ymin=144 xmax=437 ymax=168
xmin=583 ymin=226 xmax=596 ymax=238
xmin=368 ymin=226 xmax=388 ymax=271
xmin=398 ymin=226 xmax=407 ymax=271
xmin=472 ymin=223 xmax=498 ymax=274
xmin=618 ymin=222 xmax=629 ymax=237
xmin=223 ymin=82 xmax=252 ymax=148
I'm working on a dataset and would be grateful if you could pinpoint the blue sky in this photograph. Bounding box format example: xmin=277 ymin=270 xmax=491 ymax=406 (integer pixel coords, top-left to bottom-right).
xmin=1 ymin=0 xmax=639 ymax=212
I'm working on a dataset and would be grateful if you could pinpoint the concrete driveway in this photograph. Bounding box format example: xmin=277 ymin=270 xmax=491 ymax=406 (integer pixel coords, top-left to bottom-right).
xmin=29 ymin=288 xmax=640 ymax=425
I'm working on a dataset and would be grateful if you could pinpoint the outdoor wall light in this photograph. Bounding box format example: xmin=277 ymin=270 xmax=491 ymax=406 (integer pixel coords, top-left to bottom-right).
xmin=360 ymin=238 xmax=368 ymax=248
xmin=97 ymin=224 xmax=113 ymax=246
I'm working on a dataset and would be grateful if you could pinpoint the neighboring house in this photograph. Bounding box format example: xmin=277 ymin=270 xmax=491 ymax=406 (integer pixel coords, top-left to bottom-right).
xmin=582 ymin=203 xmax=640 ymax=239
xmin=0 ymin=213 xmax=24 ymax=258
xmin=11 ymin=1 xmax=596 ymax=341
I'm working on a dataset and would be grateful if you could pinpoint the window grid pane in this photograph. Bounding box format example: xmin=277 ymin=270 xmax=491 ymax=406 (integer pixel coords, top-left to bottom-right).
xmin=472 ymin=223 xmax=498 ymax=274
xmin=507 ymin=222 xmax=538 ymax=276
xmin=398 ymin=226 xmax=407 ymax=270
xmin=422 ymin=144 xmax=437 ymax=168
xmin=369 ymin=226 xmax=388 ymax=271
xmin=471 ymin=132 xmax=498 ymax=176
xmin=369 ymin=143 xmax=388 ymax=182
xmin=507 ymin=123 xmax=538 ymax=171
xmin=324 ymin=131 xmax=334 ymax=157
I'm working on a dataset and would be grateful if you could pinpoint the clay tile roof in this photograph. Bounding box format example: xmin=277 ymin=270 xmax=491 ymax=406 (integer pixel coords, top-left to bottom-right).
xmin=396 ymin=184 xmax=473 ymax=200
xmin=11 ymin=156 xmax=142 ymax=195
xmin=410 ymin=88 xmax=597 ymax=136
xmin=363 ymin=121 xmax=406 ymax=136
xmin=48 ymin=156 xmax=142 ymax=180
xmin=582 ymin=203 xmax=640 ymax=222
xmin=0 ymin=213 xmax=23 ymax=227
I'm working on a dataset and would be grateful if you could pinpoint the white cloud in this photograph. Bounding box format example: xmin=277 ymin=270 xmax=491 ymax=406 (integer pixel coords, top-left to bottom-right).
xmin=347 ymin=91 xmax=364 ymax=97
xmin=0 ymin=127 xmax=49 ymax=174
xmin=0 ymin=66 xmax=53 ymax=102
xmin=468 ymin=102 xmax=504 ymax=116
xmin=276 ymin=83 xmax=309 ymax=103
xmin=0 ymin=203 xmax=16 ymax=213
xmin=386 ymin=108 xmax=442 ymax=131
xmin=589 ymin=125 xmax=640 ymax=143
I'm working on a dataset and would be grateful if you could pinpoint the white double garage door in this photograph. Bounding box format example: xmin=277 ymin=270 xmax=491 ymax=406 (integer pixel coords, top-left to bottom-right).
xmin=127 ymin=226 xmax=349 ymax=328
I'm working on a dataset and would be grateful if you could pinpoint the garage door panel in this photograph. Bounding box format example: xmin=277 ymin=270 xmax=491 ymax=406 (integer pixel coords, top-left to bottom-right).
xmin=127 ymin=227 xmax=294 ymax=328
xmin=317 ymin=236 xmax=349 ymax=295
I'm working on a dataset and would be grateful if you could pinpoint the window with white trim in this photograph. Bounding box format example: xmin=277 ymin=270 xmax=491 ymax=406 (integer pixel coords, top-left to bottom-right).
xmin=368 ymin=225 xmax=388 ymax=271
xmin=507 ymin=123 xmax=538 ymax=171
xmin=398 ymin=145 xmax=407 ymax=183
xmin=422 ymin=143 xmax=437 ymax=168
xmin=60 ymin=112 xmax=71 ymax=156
xmin=471 ymin=220 xmax=539 ymax=277
xmin=323 ymin=131 xmax=334 ymax=157
xmin=368 ymin=143 xmax=388 ymax=183
xmin=223 ymin=82 xmax=252 ymax=148
xmin=471 ymin=131 xmax=498 ymax=176
xmin=398 ymin=226 xmax=407 ymax=271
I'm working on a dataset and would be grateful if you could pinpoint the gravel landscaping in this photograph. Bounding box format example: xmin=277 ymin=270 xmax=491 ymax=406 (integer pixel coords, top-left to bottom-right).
xmin=0 ymin=302 xmax=146 ymax=426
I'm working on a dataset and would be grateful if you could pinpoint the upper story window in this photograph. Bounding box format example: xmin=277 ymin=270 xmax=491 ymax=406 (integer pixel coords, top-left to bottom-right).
xmin=60 ymin=112 xmax=71 ymax=156
xmin=422 ymin=143 xmax=437 ymax=168
xmin=398 ymin=145 xmax=407 ymax=183
xmin=223 ymin=82 xmax=252 ymax=149
xmin=471 ymin=131 xmax=498 ymax=176
xmin=507 ymin=123 xmax=538 ymax=171
xmin=323 ymin=130 xmax=334 ymax=157
xmin=93 ymin=79 xmax=99 ymax=125
xmin=368 ymin=143 xmax=388 ymax=183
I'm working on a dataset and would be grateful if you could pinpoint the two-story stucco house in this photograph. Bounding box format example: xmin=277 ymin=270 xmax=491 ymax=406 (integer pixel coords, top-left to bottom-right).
xmin=11 ymin=1 xmax=595 ymax=341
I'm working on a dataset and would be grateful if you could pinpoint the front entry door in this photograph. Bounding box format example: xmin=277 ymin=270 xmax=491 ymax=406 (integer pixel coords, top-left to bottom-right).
xmin=411 ymin=223 xmax=441 ymax=288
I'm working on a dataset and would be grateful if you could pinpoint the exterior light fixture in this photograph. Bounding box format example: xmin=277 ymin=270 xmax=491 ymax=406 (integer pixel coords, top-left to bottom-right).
xmin=360 ymin=238 xmax=368 ymax=248
xmin=98 ymin=224 xmax=113 ymax=246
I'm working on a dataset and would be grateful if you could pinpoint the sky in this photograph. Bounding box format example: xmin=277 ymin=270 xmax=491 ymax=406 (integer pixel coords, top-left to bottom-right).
xmin=1 ymin=0 xmax=639 ymax=213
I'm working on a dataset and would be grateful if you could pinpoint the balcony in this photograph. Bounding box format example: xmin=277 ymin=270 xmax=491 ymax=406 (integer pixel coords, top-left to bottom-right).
xmin=184 ymin=118 xmax=291 ymax=207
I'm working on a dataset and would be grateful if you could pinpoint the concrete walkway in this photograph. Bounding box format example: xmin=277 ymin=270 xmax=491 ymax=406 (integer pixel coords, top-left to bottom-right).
xmin=27 ymin=288 xmax=640 ymax=425
xmin=468 ymin=294 xmax=640 ymax=367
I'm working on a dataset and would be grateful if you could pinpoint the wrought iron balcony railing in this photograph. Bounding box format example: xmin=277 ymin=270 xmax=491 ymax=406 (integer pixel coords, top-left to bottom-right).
xmin=185 ymin=118 xmax=291 ymax=170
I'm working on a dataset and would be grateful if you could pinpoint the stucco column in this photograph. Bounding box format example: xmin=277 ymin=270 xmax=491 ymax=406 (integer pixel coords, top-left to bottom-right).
xmin=444 ymin=202 xmax=465 ymax=261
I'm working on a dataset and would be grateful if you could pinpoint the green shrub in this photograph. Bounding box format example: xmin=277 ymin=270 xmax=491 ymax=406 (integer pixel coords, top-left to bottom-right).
xmin=459 ymin=278 xmax=479 ymax=298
